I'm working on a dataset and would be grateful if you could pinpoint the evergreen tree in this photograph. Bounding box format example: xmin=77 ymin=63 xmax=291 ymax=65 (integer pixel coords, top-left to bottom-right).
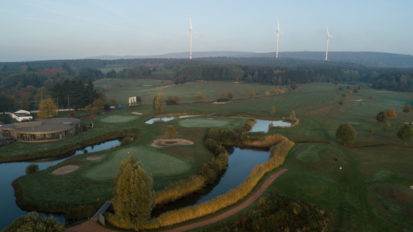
xmin=153 ymin=94 xmax=166 ymax=113
xmin=336 ymin=123 xmax=357 ymax=145
xmin=290 ymin=110 xmax=296 ymax=121
xmin=376 ymin=111 xmax=387 ymax=122
xmin=397 ymin=125 xmax=413 ymax=143
xmin=112 ymin=156 xmax=155 ymax=229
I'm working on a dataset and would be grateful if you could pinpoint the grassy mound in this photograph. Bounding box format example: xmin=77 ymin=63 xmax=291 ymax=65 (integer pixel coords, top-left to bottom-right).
xmin=85 ymin=146 xmax=191 ymax=180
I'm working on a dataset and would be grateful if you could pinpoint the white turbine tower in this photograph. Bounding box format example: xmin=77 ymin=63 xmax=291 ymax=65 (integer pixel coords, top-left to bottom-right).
xmin=325 ymin=27 xmax=332 ymax=61
xmin=275 ymin=21 xmax=281 ymax=59
xmin=189 ymin=18 xmax=193 ymax=60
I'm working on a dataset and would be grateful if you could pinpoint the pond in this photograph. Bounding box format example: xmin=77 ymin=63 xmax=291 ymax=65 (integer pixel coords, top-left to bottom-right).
xmin=196 ymin=147 xmax=270 ymax=203
xmin=0 ymin=139 xmax=120 ymax=230
xmin=152 ymin=147 xmax=270 ymax=215
xmin=249 ymin=119 xmax=291 ymax=133
xmin=145 ymin=115 xmax=197 ymax=124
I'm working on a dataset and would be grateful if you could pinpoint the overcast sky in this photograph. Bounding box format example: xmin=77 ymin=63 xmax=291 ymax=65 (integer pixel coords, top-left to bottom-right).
xmin=1 ymin=0 xmax=412 ymax=61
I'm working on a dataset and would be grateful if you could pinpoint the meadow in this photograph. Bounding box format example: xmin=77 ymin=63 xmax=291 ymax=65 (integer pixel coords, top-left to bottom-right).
xmin=7 ymin=81 xmax=413 ymax=231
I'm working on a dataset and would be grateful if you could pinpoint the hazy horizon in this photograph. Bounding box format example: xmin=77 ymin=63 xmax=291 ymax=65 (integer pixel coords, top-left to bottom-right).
xmin=1 ymin=0 xmax=413 ymax=62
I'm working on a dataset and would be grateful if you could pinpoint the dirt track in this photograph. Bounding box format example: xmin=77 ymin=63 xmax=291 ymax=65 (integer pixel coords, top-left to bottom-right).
xmin=163 ymin=168 xmax=288 ymax=232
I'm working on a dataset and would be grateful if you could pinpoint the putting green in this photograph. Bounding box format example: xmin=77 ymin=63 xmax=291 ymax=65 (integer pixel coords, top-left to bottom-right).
xmin=179 ymin=118 xmax=230 ymax=128
xmin=85 ymin=146 xmax=191 ymax=180
xmin=100 ymin=115 xmax=138 ymax=123
xmin=295 ymin=144 xmax=321 ymax=163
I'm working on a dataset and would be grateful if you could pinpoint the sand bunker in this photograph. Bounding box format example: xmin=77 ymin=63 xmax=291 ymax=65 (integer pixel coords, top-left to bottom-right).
xmin=86 ymin=155 xmax=102 ymax=161
xmin=410 ymin=185 xmax=413 ymax=190
xmin=52 ymin=165 xmax=79 ymax=175
xmin=152 ymin=138 xmax=194 ymax=148
xmin=213 ymin=101 xmax=231 ymax=104
xmin=132 ymin=112 xmax=143 ymax=115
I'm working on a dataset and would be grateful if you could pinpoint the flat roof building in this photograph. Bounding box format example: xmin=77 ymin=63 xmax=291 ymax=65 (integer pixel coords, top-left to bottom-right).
xmin=0 ymin=118 xmax=80 ymax=143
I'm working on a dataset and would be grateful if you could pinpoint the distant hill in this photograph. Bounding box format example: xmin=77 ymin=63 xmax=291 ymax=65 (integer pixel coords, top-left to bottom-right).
xmin=90 ymin=51 xmax=413 ymax=68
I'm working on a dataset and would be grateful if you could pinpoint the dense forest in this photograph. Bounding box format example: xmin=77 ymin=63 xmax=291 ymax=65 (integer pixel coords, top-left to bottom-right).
xmin=0 ymin=64 xmax=102 ymax=112
xmin=1 ymin=57 xmax=412 ymax=113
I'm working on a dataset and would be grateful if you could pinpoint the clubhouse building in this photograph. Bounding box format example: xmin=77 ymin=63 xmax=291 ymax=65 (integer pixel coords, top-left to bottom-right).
xmin=0 ymin=118 xmax=80 ymax=143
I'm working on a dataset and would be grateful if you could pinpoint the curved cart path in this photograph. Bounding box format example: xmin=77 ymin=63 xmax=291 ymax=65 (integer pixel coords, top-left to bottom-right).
xmin=163 ymin=168 xmax=288 ymax=232
xmin=66 ymin=168 xmax=287 ymax=232
xmin=66 ymin=220 xmax=116 ymax=232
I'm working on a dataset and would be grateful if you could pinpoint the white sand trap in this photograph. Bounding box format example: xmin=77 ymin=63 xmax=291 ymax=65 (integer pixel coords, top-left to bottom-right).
xmin=410 ymin=185 xmax=413 ymax=190
xmin=213 ymin=101 xmax=231 ymax=104
xmin=87 ymin=155 xmax=102 ymax=161
xmin=152 ymin=138 xmax=194 ymax=148
xmin=52 ymin=165 xmax=79 ymax=175
xmin=132 ymin=112 xmax=143 ymax=115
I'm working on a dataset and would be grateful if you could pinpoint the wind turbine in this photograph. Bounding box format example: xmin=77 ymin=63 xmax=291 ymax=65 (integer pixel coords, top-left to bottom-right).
xmin=275 ymin=21 xmax=281 ymax=59
xmin=189 ymin=18 xmax=193 ymax=60
xmin=325 ymin=27 xmax=332 ymax=61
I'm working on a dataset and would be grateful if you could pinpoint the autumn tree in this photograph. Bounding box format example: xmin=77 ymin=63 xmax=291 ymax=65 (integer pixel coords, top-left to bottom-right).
xmin=89 ymin=98 xmax=104 ymax=113
xmin=397 ymin=125 xmax=413 ymax=143
xmin=265 ymin=90 xmax=271 ymax=96
xmin=166 ymin=96 xmax=180 ymax=105
xmin=111 ymin=156 xmax=155 ymax=229
xmin=227 ymin=91 xmax=233 ymax=99
xmin=153 ymin=94 xmax=166 ymax=113
xmin=270 ymin=106 xmax=276 ymax=116
xmin=336 ymin=123 xmax=357 ymax=145
xmin=165 ymin=125 xmax=177 ymax=138
xmin=386 ymin=109 xmax=397 ymax=118
xmin=38 ymin=98 xmax=58 ymax=119
xmin=3 ymin=212 xmax=64 ymax=232
xmin=196 ymin=91 xmax=202 ymax=99
xmin=289 ymin=110 xmax=296 ymax=121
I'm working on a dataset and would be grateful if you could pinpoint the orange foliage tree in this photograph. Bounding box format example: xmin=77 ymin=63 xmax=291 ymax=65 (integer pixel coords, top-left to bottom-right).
xmin=386 ymin=109 xmax=397 ymax=118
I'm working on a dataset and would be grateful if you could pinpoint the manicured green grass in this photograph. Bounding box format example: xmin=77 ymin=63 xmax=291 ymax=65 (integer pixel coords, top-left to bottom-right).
xmin=178 ymin=117 xmax=241 ymax=128
xmin=265 ymin=142 xmax=413 ymax=232
xmin=98 ymin=80 xmax=280 ymax=106
xmin=8 ymin=82 xmax=413 ymax=231
xmin=85 ymin=146 xmax=191 ymax=180
xmin=100 ymin=115 xmax=139 ymax=123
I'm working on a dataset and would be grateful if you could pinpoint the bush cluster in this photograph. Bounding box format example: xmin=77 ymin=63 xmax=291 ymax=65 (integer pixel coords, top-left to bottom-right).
xmin=155 ymin=176 xmax=206 ymax=205
xmin=25 ymin=164 xmax=39 ymax=174
xmin=198 ymin=193 xmax=329 ymax=232
xmin=206 ymin=128 xmax=239 ymax=145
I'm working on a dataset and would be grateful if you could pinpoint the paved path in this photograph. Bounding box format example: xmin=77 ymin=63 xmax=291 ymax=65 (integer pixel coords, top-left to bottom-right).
xmin=66 ymin=220 xmax=116 ymax=232
xmin=163 ymin=168 xmax=288 ymax=232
